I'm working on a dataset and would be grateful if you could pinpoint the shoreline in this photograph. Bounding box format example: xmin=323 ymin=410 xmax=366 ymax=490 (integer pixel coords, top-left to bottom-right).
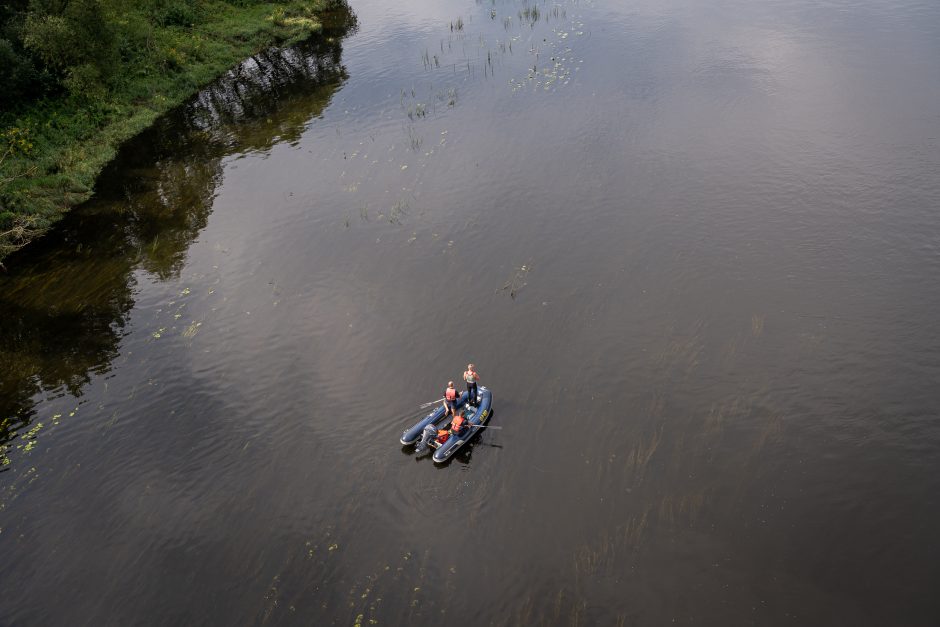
xmin=0 ymin=0 xmax=348 ymax=264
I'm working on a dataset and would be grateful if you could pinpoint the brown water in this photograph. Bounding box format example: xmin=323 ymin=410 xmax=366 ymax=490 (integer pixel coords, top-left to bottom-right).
xmin=2 ymin=0 xmax=940 ymax=624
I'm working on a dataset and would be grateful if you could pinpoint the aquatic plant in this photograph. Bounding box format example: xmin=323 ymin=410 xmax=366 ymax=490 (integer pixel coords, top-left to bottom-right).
xmin=519 ymin=3 xmax=541 ymax=26
xmin=407 ymin=127 xmax=422 ymax=151
xmin=387 ymin=199 xmax=408 ymax=225
xmin=498 ymin=262 xmax=531 ymax=299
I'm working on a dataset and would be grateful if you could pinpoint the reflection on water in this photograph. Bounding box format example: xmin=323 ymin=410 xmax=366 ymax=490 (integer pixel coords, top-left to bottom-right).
xmin=0 ymin=3 xmax=357 ymax=465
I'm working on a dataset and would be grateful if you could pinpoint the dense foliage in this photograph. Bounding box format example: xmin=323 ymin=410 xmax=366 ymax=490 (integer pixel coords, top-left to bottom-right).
xmin=0 ymin=0 xmax=333 ymax=261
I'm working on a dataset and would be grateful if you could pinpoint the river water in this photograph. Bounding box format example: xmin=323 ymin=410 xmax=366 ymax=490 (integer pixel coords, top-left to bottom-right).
xmin=2 ymin=0 xmax=940 ymax=624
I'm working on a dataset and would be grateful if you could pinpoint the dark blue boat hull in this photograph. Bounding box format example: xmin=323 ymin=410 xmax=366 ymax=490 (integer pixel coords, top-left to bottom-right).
xmin=432 ymin=387 xmax=493 ymax=463
xmin=400 ymin=391 xmax=470 ymax=445
xmin=399 ymin=387 xmax=493 ymax=463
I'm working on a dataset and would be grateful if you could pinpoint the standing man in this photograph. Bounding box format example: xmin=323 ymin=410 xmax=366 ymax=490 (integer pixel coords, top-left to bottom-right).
xmin=443 ymin=381 xmax=459 ymax=418
xmin=464 ymin=363 xmax=480 ymax=404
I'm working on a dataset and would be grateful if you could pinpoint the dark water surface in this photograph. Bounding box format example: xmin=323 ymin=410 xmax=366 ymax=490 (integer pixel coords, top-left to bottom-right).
xmin=2 ymin=0 xmax=940 ymax=624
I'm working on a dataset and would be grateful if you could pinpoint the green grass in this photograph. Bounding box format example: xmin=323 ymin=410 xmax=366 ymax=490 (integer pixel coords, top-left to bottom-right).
xmin=0 ymin=0 xmax=330 ymax=263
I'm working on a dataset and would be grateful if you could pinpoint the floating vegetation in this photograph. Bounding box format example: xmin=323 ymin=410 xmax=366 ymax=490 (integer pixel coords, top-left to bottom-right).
xmin=22 ymin=422 xmax=43 ymax=440
xmin=0 ymin=404 xmax=78 ymax=473
xmin=498 ymin=263 xmax=531 ymax=299
xmin=402 ymin=0 xmax=586 ymax=130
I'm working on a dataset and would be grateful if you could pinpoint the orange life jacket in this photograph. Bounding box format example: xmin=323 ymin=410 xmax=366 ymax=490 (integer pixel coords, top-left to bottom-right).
xmin=451 ymin=416 xmax=466 ymax=431
xmin=437 ymin=429 xmax=450 ymax=443
xmin=445 ymin=387 xmax=457 ymax=401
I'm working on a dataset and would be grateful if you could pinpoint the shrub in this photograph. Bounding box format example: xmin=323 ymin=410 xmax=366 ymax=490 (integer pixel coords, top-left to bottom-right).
xmin=155 ymin=0 xmax=201 ymax=27
xmin=0 ymin=37 xmax=54 ymax=110
xmin=22 ymin=0 xmax=119 ymax=95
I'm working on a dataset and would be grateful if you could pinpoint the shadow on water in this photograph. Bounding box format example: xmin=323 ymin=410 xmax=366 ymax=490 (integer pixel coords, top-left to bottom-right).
xmin=0 ymin=1 xmax=358 ymax=466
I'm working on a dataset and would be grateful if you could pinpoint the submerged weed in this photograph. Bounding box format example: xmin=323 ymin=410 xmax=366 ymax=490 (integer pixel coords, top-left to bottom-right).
xmin=498 ymin=262 xmax=532 ymax=299
xmin=388 ymin=200 xmax=409 ymax=225
xmin=406 ymin=103 xmax=427 ymax=120
xmin=519 ymin=3 xmax=540 ymax=26
xmin=407 ymin=127 xmax=422 ymax=151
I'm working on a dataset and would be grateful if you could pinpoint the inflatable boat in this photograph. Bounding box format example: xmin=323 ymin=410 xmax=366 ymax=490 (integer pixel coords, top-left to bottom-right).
xmin=400 ymin=386 xmax=493 ymax=463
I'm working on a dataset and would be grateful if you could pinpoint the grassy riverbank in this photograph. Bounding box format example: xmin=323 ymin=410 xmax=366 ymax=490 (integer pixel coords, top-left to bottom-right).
xmin=0 ymin=0 xmax=335 ymax=262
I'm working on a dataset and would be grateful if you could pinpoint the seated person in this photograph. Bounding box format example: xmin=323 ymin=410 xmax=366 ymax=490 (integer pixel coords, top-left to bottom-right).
xmin=450 ymin=411 xmax=469 ymax=436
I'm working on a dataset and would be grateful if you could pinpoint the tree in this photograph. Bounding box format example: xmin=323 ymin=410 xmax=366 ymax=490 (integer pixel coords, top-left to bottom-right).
xmin=22 ymin=0 xmax=118 ymax=98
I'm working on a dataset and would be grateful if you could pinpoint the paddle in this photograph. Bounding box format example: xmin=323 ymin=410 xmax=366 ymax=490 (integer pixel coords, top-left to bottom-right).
xmin=437 ymin=423 xmax=502 ymax=436
xmin=419 ymin=398 xmax=445 ymax=409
